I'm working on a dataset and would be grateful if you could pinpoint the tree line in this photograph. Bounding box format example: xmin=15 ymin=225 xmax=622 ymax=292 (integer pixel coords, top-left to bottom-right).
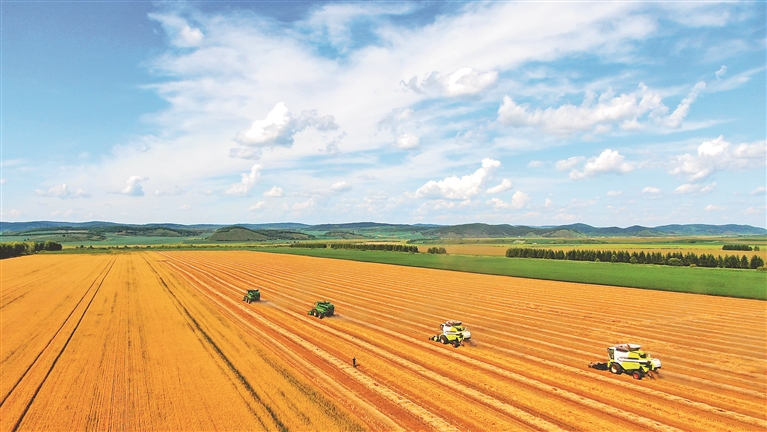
xmin=505 ymin=247 xmax=765 ymax=269
xmin=427 ymin=247 xmax=447 ymax=254
xmin=0 ymin=241 xmax=63 ymax=259
xmin=290 ymin=242 xmax=419 ymax=253
xmin=722 ymin=244 xmax=758 ymax=251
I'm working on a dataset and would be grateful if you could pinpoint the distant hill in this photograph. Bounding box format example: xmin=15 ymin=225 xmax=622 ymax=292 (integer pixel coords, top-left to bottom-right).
xmin=207 ymin=226 xmax=312 ymax=241
xmin=1 ymin=220 xmax=764 ymax=239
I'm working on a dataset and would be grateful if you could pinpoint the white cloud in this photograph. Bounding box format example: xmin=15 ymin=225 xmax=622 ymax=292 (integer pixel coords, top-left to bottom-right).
xmin=544 ymin=198 xmax=552 ymax=208
xmin=154 ymin=186 xmax=185 ymax=196
xmin=715 ymin=65 xmax=727 ymax=80
xmin=248 ymin=201 xmax=266 ymax=211
xmin=670 ymin=136 xmax=766 ymax=181
xmin=119 ymin=176 xmax=147 ymax=197
xmin=395 ymin=133 xmax=420 ymax=149
xmin=331 ymin=181 xmax=352 ymax=192
xmin=527 ymin=160 xmax=543 ymax=168
xmin=674 ymin=182 xmax=716 ymax=194
xmin=148 ymin=13 xmax=204 ymax=47
xmin=179 ymin=204 xmax=191 ymax=211
xmin=35 ymin=184 xmax=90 ymax=199
xmin=405 ymin=66 xmax=498 ymax=97
xmin=498 ymin=81 xmax=705 ymax=135
xmin=234 ymin=102 xmax=338 ymax=148
xmin=263 ymin=186 xmax=284 ymax=197
xmin=0 ymin=178 xmax=6 ymax=184
xmin=606 ymin=190 xmax=622 ymax=196
xmin=225 ymin=164 xmax=262 ymax=196
xmin=663 ymin=81 xmax=705 ymax=128
xmin=642 ymin=187 xmax=661 ymax=194
xmin=569 ymin=149 xmax=634 ymax=180
xmin=705 ymin=204 xmax=726 ymax=211
xmin=486 ymin=179 xmax=512 ymax=194
xmin=488 ymin=192 xmax=531 ymax=210
xmin=293 ymin=198 xmax=316 ymax=210
xmin=743 ymin=206 xmax=766 ymax=215
xmin=415 ymin=158 xmax=501 ymax=200
xmin=555 ymin=156 xmax=585 ymax=171
xmin=751 ymin=186 xmax=766 ymax=196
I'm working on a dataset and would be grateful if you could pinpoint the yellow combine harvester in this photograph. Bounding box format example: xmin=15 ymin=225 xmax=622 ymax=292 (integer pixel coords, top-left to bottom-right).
xmin=589 ymin=344 xmax=662 ymax=380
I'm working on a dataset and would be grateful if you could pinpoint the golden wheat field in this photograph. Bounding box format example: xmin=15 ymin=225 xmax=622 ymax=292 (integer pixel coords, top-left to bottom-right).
xmin=2 ymin=251 xmax=766 ymax=431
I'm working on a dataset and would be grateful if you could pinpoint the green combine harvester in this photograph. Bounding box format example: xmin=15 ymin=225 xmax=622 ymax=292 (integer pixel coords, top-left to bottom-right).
xmin=307 ymin=301 xmax=334 ymax=319
xmin=242 ymin=289 xmax=260 ymax=304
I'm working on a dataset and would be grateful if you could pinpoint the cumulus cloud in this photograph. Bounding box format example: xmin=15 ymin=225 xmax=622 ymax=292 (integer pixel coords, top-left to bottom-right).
xmin=555 ymin=156 xmax=585 ymax=171
xmin=395 ymin=133 xmax=420 ymax=149
xmin=663 ymin=81 xmax=706 ymax=128
xmin=715 ymin=65 xmax=727 ymax=80
xmin=606 ymin=190 xmax=623 ymax=196
xmin=263 ymin=186 xmax=284 ymax=197
xmin=235 ymin=102 xmax=338 ymax=148
xmin=404 ymin=67 xmax=498 ymax=97
xmin=751 ymin=186 xmax=766 ymax=196
xmin=674 ymin=182 xmax=716 ymax=194
xmin=35 ymin=184 xmax=90 ymax=199
xmin=331 ymin=181 xmax=352 ymax=192
xmin=669 ymin=136 xmax=766 ymax=181
xmin=248 ymin=201 xmax=266 ymax=211
xmin=119 ymin=176 xmax=147 ymax=197
xmin=486 ymin=179 xmax=513 ymax=194
xmin=293 ymin=197 xmax=316 ymax=210
xmin=489 ymin=191 xmax=531 ymax=210
xmin=527 ymin=160 xmax=544 ymax=168
xmin=705 ymin=204 xmax=725 ymax=211
xmin=148 ymin=13 xmax=204 ymax=47
xmin=498 ymin=82 xmax=705 ymax=135
xmin=414 ymin=158 xmax=501 ymax=200
xmin=642 ymin=187 xmax=661 ymax=194
xmin=225 ymin=164 xmax=262 ymax=196
xmin=179 ymin=204 xmax=191 ymax=211
xmin=569 ymin=149 xmax=634 ymax=180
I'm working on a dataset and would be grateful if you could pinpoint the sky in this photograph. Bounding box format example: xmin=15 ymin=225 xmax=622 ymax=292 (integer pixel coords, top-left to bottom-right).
xmin=1 ymin=1 xmax=765 ymax=227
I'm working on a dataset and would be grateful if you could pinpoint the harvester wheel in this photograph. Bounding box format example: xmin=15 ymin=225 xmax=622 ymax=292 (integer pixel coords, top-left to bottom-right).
xmin=319 ymin=313 xmax=325 ymax=319
xmin=439 ymin=335 xmax=448 ymax=344
xmin=632 ymin=371 xmax=643 ymax=380
xmin=609 ymin=364 xmax=622 ymax=375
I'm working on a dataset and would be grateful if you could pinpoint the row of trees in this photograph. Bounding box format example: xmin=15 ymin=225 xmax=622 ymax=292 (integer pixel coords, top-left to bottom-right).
xmin=722 ymin=244 xmax=759 ymax=251
xmin=0 ymin=241 xmax=63 ymax=259
xmin=289 ymin=242 xmax=328 ymax=248
xmin=329 ymin=243 xmax=419 ymax=253
xmin=427 ymin=247 xmax=447 ymax=254
xmin=289 ymin=242 xmax=419 ymax=252
xmin=505 ymin=247 xmax=765 ymax=269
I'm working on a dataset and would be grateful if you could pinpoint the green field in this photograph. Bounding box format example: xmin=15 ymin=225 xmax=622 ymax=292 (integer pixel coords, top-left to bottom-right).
xmin=254 ymin=247 xmax=767 ymax=300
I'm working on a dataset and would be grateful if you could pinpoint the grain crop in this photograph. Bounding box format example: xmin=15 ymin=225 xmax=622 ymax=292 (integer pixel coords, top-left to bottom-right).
xmin=1 ymin=251 xmax=764 ymax=431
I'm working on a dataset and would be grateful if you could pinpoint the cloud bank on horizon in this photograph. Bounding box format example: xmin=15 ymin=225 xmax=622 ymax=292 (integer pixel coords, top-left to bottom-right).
xmin=2 ymin=1 xmax=765 ymax=227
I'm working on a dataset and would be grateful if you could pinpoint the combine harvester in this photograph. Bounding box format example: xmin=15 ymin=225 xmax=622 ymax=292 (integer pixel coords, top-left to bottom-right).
xmin=589 ymin=344 xmax=662 ymax=380
xmin=308 ymin=301 xmax=334 ymax=319
xmin=430 ymin=320 xmax=471 ymax=348
xmin=242 ymin=289 xmax=260 ymax=304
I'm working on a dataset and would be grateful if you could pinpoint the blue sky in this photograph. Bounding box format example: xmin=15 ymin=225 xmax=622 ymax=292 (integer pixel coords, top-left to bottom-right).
xmin=2 ymin=1 xmax=765 ymax=227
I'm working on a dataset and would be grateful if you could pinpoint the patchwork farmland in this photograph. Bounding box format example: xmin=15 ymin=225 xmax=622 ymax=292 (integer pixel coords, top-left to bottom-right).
xmin=2 ymin=252 xmax=765 ymax=431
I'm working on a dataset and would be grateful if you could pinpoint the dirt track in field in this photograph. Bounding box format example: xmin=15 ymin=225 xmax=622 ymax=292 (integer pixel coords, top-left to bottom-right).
xmin=1 ymin=251 xmax=765 ymax=431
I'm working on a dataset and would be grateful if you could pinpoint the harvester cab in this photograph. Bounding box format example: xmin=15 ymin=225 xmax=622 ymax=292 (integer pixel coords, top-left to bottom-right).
xmin=242 ymin=289 xmax=260 ymax=303
xmin=308 ymin=301 xmax=334 ymax=319
xmin=590 ymin=344 xmax=661 ymax=380
xmin=430 ymin=320 xmax=470 ymax=347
